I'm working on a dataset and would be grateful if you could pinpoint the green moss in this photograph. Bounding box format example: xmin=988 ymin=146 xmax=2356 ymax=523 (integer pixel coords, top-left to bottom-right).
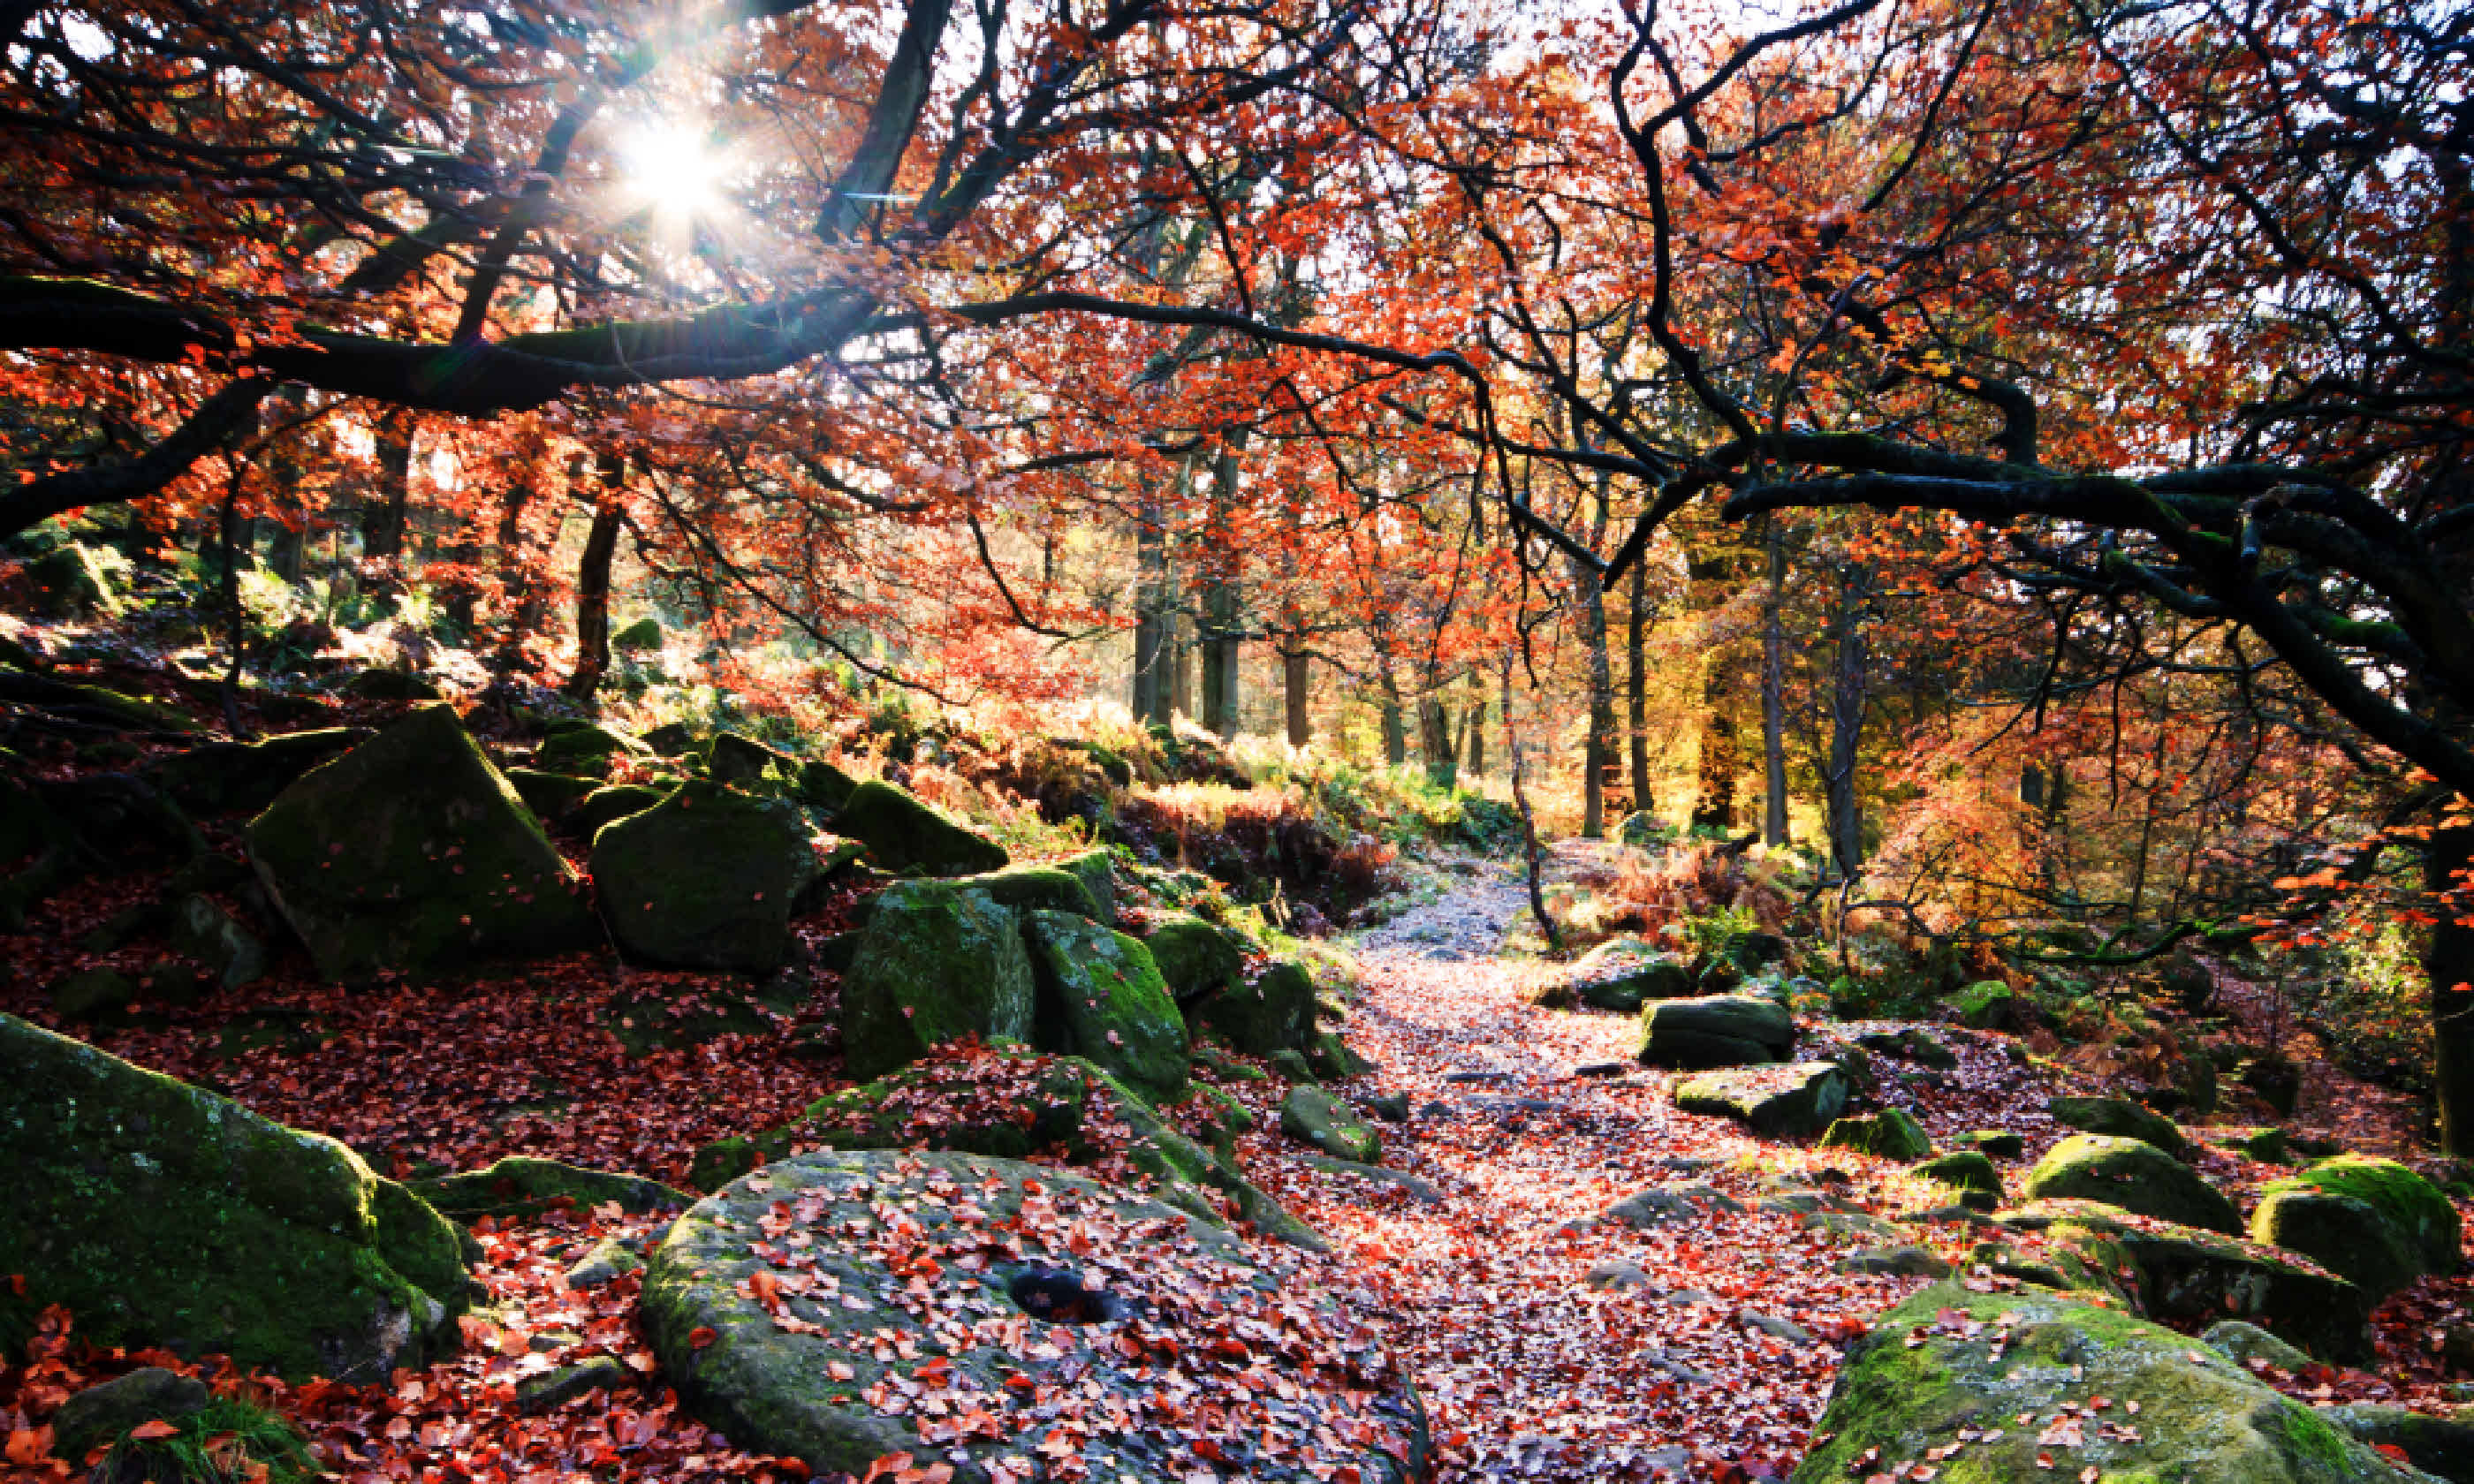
xmin=1142 ymin=911 xmax=1245 ymax=1003
xmin=1821 ymin=1109 xmax=1932 ymax=1161
xmin=408 ymin=1155 xmax=688 ymax=1222
xmin=2023 ymin=1134 xmax=2239 ymax=1233
xmin=1915 ymin=1150 xmax=2004 ymax=1209
xmin=1195 ymin=957 xmax=1317 ymax=1055
xmin=1021 ymin=910 xmax=1188 ymax=1101
xmin=2264 ymin=1155 xmax=2460 ymax=1272
xmin=955 ymin=864 xmax=1103 ymax=919
xmin=0 ymin=1014 xmax=466 ymax=1379
xmin=837 ymin=881 xmax=1034 ymax=1079
xmin=589 ymin=781 xmax=816 ymax=972
xmin=834 ymin=780 xmax=1007 ymax=876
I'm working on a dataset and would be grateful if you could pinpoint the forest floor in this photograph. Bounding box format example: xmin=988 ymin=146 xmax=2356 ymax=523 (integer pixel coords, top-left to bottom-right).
xmin=13 ymin=843 xmax=2474 ymax=1484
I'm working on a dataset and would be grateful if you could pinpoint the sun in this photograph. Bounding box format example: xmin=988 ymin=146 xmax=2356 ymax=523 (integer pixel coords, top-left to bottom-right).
xmin=620 ymin=121 xmax=729 ymax=217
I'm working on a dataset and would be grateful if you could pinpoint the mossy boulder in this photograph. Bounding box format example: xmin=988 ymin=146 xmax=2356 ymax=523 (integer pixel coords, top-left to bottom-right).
xmin=833 ymin=779 xmax=1006 ymax=876
xmin=1948 ymin=979 xmax=2029 ymax=1031
xmin=1137 ymin=911 xmax=1246 ymax=1006
xmin=51 ymin=1367 xmax=213 ymax=1465
xmin=1021 ymin=910 xmax=1188 ymax=1102
xmin=535 ymin=723 xmax=649 ymax=776
xmin=1195 ymin=958 xmax=1317 ymax=1057
xmin=1673 ymin=1063 xmax=1848 ymax=1138
xmin=1558 ymin=936 xmax=1696 ymax=1011
xmin=2008 ymin=1200 xmax=2372 ymax=1364
xmin=166 ymin=891 xmax=266 ymax=988
xmin=1954 ymin=1129 xmax=2025 ymax=1159
xmin=23 ymin=541 xmax=119 ymax=618
xmin=794 ymin=759 xmax=859 ymax=811
xmin=0 ymin=1014 xmax=468 ymax=1380
xmin=573 ymin=783 xmax=663 ymax=837
xmin=1637 ymin=994 xmax=1795 ymax=1068
xmin=611 ymin=617 xmax=664 ymax=652
xmin=956 ymin=862 xmax=1104 ymax=919
xmin=2022 ymin=1134 xmax=2241 ymax=1234
xmin=2250 ymin=1155 xmax=2462 ymax=1298
xmin=1912 ymin=1151 xmax=2003 ymax=1210
xmin=505 ymin=767 xmax=603 ymax=822
xmin=1281 ymin=1084 xmax=1382 ymax=1163
xmin=708 ymin=732 xmax=794 ymax=786
xmin=408 ymin=1155 xmax=689 ymax=1222
xmin=838 ymin=881 xmax=1034 ymax=1080
xmin=146 ymin=728 xmax=369 ymax=818
xmin=246 ymin=704 xmax=602 ymax=981
xmin=641 ymin=1149 xmax=1415 ymax=1481
xmin=589 ymin=781 xmax=816 ymax=972
xmin=1793 ymin=1283 xmax=2406 ymax=1484
xmin=2220 ymin=1125 xmax=2294 ymax=1164
xmin=1820 ymin=1108 xmax=1932 ymax=1161
xmin=1306 ymin=1027 xmax=1371 ymax=1080
xmin=2326 ymin=1406 xmax=2474 ymax=1482
xmin=1054 ymin=847 xmax=1117 ymax=926
xmin=1854 ymin=1027 xmax=1959 ymax=1071
xmin=2049 ymin=1094 xmax=2189 ymax=1158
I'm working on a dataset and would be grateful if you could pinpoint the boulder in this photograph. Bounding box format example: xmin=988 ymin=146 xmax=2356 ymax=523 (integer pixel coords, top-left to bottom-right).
xmin=51 ymin=1367 xmax=212 ymax=1465
xmin=407 ymin=1155 xmax=689 ymax=1222
xmin=2202 ymin=1321 xmax=2315 ymax=1373
xmin=640 ymin=722 xmax=698 ymax=756
xmin=573 ymin=783 xmax=664 ymax=837
xmin=2326 ymin=1406 xmax=2474 ymax=1483
xmin=1854 ymin=1027 xmax=1959 ymax=1070
xmin=2022 ymin=1134 xmax=2241 ymax=1234
xmin=1053 ymin=847 xmax=1118 ymax=926
xmin=167 ymin=891 xmax=267 ymax=988
xmin=833 ymin=779 xmax=1007 ymax=876
xmin=49 ymin=965 xmax=139 ymax=1024
xmin=23 ymin=541 xmax=118 ymax=618
xmin=2048 ymin=1094 xmax=2189 ymax=1157
xmin=1137 ymin=911 xmax=1246 ymax=1006
xmin=1637 ymin=994 xmax=1795 ymax=1069
xmin=1912 ymin=1151 xmax=2003 ymax=1210
xmin=641 ymin=1150 xmax=1420 ymax=1481
xmin=1021 ymin=910 xmax=1188 ymax=1102
xmin=1953 ymin=1129 xmax=2025 ymax=1159
xmin=505 ymin=767 xmax=602 ymax=822
xmin=958 ymin=862 xmax=1104 ymax=919
xmin=794 ymin=758 xmax=859 ymax=810
xmin=535 ymin=723 xmax=649 ymax=776
xmin=339 ymin=668 xmax=442 ymax=701
xmin=0 ymin=1014 xmax=468 ymax=1380
xmin=146 ymin=728 xmax=369 ymax=818
xmin=2250 ymin=1155 xmax=2462 ymax=1298
xmin=1614 ymin=811 xmax=1668 ymax=850
xmin=1949 ymin=980 xmax=2026 ymax=1030
xmin=1673 ymin=1063 xmax=1848 ymax=1138
xmin=2007 ymin=1199 xmax=2372 ymax=1364
xmin=1195 ymin=958 xmax=1317 ymax=1056
xmin=1307 ymin=1027 xmax=1371 ymax=1080
xmin=1556 ymin=936 xmax=1696 ymax=1011
xmin=1281 ymin=1085 xmax=1382 ymax=1163
xmin=1819 ymin=1109 xmax=1932 ymax=1161
xmin=1597 ymin=1185 xmax=1746 ymax=1227
xmin=708 ymin=731 xmax=793 ymax=786
xmin=245 ymin=704 xmax=602 ymax=980
xmin=589 ymin=781 xmax=816 ymax=972
xmin=837 ymin=881 xmax=1034 ymax=1079
xmin=1793 ymin=1283 xmax=2409 ymax=1483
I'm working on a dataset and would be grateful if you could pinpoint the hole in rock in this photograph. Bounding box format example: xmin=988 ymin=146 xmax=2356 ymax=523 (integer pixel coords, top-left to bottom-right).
xmin=1006 ymin=1264 xmax=1124 ymax=1324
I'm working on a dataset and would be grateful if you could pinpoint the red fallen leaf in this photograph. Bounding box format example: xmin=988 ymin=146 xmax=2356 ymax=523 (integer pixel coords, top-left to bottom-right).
xmin=127 ymin=1420 xmax=182 ymax=1442
xmin=2376 ymin=1444 xmax=2414 ymax=1464
xmin=6 ymin=1426 xmax=55 ymax=1465
xmin=689 ymin=1326 xmax=718 ymax=1349
xmin=862 ymin=1452 xmax=914 ymax=1482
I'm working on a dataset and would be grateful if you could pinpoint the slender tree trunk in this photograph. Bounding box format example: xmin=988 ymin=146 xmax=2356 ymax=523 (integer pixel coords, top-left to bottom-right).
xmin=1199 ymin=437 xmax=1244 ymax=738
xmin=1377 ymin=658 xmax=1407 ymax=768
xmin=1825 ymin=561 xmax=1872 ymax=878
xmin=1628 ymin=558 xmax=1651 ymax=817
xmin=1505 ymin=659 xmax=1560 ymax=953
xmin=1464 ymin=672 xmax=1486 ymax=779
xmin=262 ymin=387 xmax=307 ymax=583
xmin=565 ymin=453 xmax=625 ymax=701
xmin=1761 ymin=518 xmax=1790 ymax=846
xmin=1132 ymin=481 xmax=1171 ymax=727
xmin=1168 ymin=607 xmax=1195 ymax=723
xmin=491 ymin=475 xmax=537 ymax=670
xmin=1417 ymin=696 xmax=1456 ymax=788
xmin=2430 ymin=821 xmax=2474 ymax=1153
xmin=1282 ymin=643 xmax=1310 ymax=747
xmin=361 ymin=411 xmax=414 ymax=564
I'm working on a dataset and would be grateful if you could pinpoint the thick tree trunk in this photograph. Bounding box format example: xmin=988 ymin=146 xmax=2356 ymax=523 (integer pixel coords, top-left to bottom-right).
xmin=2431 ymin=821 xmax=2474 ymax=1152
xmin=1418 ymin=696 xmax=1457 ymax=788
xmin=1198 ymin=436 xmax=1244 ymax=738
xmin=1628 ymin=558 xmax=1651 ymax=817
xmin=1761 ymin=519 xmax=1789 ymax=846
xmin=1463 ymin=673 xmax=1487 ymax=779
xmin=1377 ymin=659 xmax=1406 ymax=768
xmin=1282 ymin=644 xmax=1310 ymax=747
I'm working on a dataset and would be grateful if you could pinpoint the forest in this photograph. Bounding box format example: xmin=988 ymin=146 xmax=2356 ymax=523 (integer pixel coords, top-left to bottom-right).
xmin=0 ymin=0 xmax=2469 ymax=1480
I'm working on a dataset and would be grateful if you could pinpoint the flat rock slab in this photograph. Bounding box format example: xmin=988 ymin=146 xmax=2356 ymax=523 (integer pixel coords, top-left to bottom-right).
xmin=642 ymin=1148 xmax=1424 ymax=1484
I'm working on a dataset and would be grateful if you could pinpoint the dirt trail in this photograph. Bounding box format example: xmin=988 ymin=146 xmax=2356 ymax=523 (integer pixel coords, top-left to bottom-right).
xmin=1229 ymin=848 xmax=1962 ymax=1483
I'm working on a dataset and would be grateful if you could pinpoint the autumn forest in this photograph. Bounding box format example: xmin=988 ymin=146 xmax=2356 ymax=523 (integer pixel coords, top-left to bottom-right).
xmin=1 ymin=0 xmax=2470 ymax=1480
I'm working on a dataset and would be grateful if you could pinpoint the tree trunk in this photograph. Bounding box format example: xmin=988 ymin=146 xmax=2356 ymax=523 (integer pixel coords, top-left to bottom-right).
xmin=1825 ymin=560 xmax=1872 ymax=878
xmin=1377 ymin=656 xmax=1407 ymax=768
xmin=1282 ymin=644 xmax=1310 ymax=746
xmin=1462 ymin=674 xmax=1487 ymax=780
xmin=361 ymin=410 xmax=414 ymax=564
xmin=1761 ymin=518 xmax=1790 ymax=846
xmin=1628 ymin=557 xmax=1651 ymax=818
xmin=1418 ymin=696 xmax=1456 ymax=788
xmin=2432 ymin=821 xmax=2474 ymax=1153
xmin=1198 ymin=437 xmax=1244 ymax=738
xmin=565 ymin=454 xmax=626 ymax=701
xmin=1505 ymin=659 xmax=1561 ymax=954
xmin=1168 ymin=607 xmax=1195 ymax=723
xmin=491 ymin=474 xmax=537 ymax=670
xmin=1132 ymin=481 xmax=1172 ymax=727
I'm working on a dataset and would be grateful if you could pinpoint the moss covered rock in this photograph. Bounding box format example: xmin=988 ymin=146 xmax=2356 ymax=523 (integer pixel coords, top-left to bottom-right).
xmin=1557 ymin=937 xmax=1696 ymax=1012
xmin=147 ymin=728 xmax=369 ymax=819
xmin=1637 ymin=994 xmax=1795 ymax=1068
xmin=2022 ymin=1134 xmax=2241 ymax=1234
xmin=167 ymin=891 xmax=266 ymax=988
xmin=708 ymin=732 xmax=794 ymax=787
xmin=1054 ymin=847 xmax=1117 ymax=926
xmin=2007 ymin=1199 xmax=2373 ymax=1364
xmin=2049 ymin=1094 xmax=2189 ymax=1157
xmin=834 ymin=779 xmax=1006 ymax=876
xmin=572 ymin=783 xmax=663 ymax=837
xmin=1281 ymin=1085 xmax=1381 ymax=1163
xmin=1021 ymin=910 xmax=1188 ymax=1102
xmin=1793 ymin=1283 xmax=2406 ymax=1483
xmin=957 ymin=863 xmax=1104 ymax=919
xmin=1195 ymin=958 xmax=1317 ymax=1056
xmin=535 ymin=723 xmax=649 ymax=776
xmin=1913 ymin=1150 xmax=2003 ymax=1210
xmin=838 ymin=881 xmax=1034 ymax=1079
xmin=1306 ymin=1027 xmax=1371 ymax=1080
xmin=0 ymin=1014 xmax=468 ymax=1380
xmin=589 ymin=781 xmax=816 ymax=972
xmin=1673 ymin=1063 xmax=1847 ymax=1138
xmin=1949 ymin=980 xmax=2026 ymax=1031
xmin=641 ymin=1149 xmax=1415 ymax=1482
xmin=1820 ymin=1109 xmax=1932 ymax=1161
xmin=23 ymin=541 xmax=119 ymax=618
xmin=794 ymin=758 xmax=859 ymax=810
xmin=1954 ymin=1129 xmax=2026 ymax=1159
xmin=2250 ymin=1155 xmax=2462 ymax=1299
xmin=1138 ymin=911 xmax=1245 ymax=1006
xmin=505 ymin=767 xmax=602 ymax=822
xmin=408 ymin=1155 xmax=688 ymax=1222
xmin=246 ymin=704 xmax=602 ymax=981
xmin=1854 ymin=1027 xmax=1960 ymax=1071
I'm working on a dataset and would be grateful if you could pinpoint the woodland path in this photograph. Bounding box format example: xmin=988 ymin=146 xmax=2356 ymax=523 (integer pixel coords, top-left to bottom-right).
xmin=1236 ymin=844 xmax=1942 ymax=1484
